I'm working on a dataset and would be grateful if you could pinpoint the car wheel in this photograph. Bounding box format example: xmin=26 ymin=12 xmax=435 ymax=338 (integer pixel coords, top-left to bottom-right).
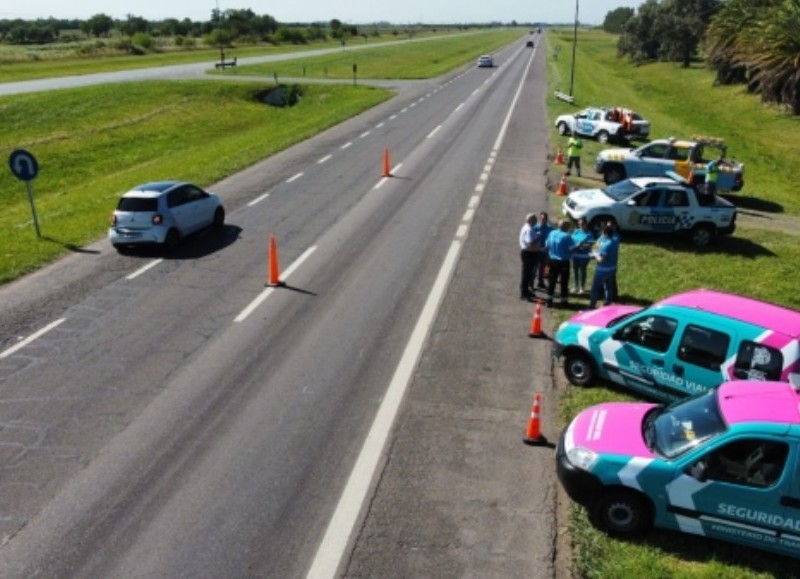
xmin=164 ymin=228 xmax=180 ymax=251
xmin=689 ymin=223 xmax=714 ymax=247
xmin=557 ymin=122 xmax=570 ymax=136
xmin=597 ymin=130 xmax=610 ymax=144
xmin=563 ymin=350 xmax=596 ymax=387
xmin=604 ymin=166 xmax=625 ymax=185
xmin=591 ymin=491 xmax=653 ymax=537
xmin=213 ymin=207 xmax=225 ymax=230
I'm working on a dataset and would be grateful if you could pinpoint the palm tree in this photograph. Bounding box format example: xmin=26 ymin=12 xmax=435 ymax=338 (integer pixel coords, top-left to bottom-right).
xmin=706 ymin=0 xmax=800 ymax=113
xmin=750 ymin=0 xmax=800 ymax=113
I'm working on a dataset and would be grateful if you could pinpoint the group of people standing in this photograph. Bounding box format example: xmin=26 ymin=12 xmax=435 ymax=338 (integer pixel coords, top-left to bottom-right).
xmin=519 ymin=213 xmax=619 ymax=309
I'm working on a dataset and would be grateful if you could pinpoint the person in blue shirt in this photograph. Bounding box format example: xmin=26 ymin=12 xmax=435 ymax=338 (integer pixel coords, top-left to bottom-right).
xmin=545 ymin=220 xmax=577 ymax=307
xmin=589 ymin=222 xmax=620 ymax=309
xmin=570 ymin=217 xmax=594 ymax=294
xmin=531 ymin=211 xmax=554 ymax=290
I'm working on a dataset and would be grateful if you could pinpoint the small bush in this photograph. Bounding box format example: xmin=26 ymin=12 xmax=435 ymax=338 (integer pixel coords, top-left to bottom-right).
xmin=132 ymin=33 xmax=154 ymax=52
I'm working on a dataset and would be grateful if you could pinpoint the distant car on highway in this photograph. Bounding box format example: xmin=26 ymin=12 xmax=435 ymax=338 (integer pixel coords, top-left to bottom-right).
xmin=109 ymin=181 xmax=225 ymax=252
xmin=477 ymin=55 xmax=494 ymax=68
xmin=526 ymin=40 xmax=534 ymax=48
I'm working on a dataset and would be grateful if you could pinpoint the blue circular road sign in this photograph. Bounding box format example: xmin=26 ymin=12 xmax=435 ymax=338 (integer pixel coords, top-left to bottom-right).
xmin=9 ymin=149 xmax=39 ymax=181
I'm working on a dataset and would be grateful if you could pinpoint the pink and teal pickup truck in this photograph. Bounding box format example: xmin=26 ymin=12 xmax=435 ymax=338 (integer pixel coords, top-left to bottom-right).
xmin=557 ymin=379 xmax=800 ymax=559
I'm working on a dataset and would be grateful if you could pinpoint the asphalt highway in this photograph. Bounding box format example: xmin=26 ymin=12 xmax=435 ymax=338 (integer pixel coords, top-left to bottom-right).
xmin=0 ymin=34 xmax=560 ymax=577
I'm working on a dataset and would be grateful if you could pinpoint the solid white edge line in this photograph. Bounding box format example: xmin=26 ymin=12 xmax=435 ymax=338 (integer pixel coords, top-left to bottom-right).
xmin=0 ymin=318 xmax=66 ymax=359
xmin=306 ymin=240 xmax=463 ymax=579
xmin=126 ymin=259 xmax=164 ymax=280
xmin=234 ymin=246 xmax=317 ymax=323
xmin=308 ymin=48 xmax=539 ymax=576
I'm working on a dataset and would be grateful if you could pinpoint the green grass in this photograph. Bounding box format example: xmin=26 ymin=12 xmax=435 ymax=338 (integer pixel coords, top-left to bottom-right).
xmin=547 ymin=28 xmax=800 ymax=218
xmin=0 ymin=28 xmax=526 ymax=285
xmin=221 ymin=29 xmax=524 ymax=79
xmin=0 ymin=28 xmax=498 ymax=83
xmin=0 ymin=81 xmax=392 ymax=283
xmin=2 ymin=23 xmax=800 ymax=577
xmin=0 ymin=42 xmax=339 ymax=82
xmin=547 ymin=28 xmax=800 ymax=579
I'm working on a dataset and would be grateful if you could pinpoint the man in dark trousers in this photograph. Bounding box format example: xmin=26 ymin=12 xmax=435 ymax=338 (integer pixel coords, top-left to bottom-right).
xmin=518 ymin=213 xmax=539 ymax=301
xmin=566 ymin=135 xmax=583 ymax=177
xmin=544 ymin=219 xmax=577 ymax=307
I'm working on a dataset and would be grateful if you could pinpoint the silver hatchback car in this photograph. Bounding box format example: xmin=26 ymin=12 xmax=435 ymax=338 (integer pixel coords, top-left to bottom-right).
xmin=109 ymin=181 xmax=225 ymax=251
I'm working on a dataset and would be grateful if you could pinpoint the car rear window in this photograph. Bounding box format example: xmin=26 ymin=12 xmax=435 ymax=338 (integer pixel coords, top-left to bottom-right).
xmin=117 ymin=197 xmax=158 ymax=212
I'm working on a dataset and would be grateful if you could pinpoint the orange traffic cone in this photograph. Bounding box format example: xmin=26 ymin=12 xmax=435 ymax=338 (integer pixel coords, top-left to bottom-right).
xmin=382 ymin=147 xmax=392 ymax=178
xmin=523 ymin=392 xmax=547 ymax=446
xmin=554 ymin=146 xmax=564 ymax=165
xmin=266 ymin=234 xmax=283 ymax=287
xmin=528 ymin=300 xmax=543 ymax=338
xmin=556 ymin=174 xmax=569 ymax=196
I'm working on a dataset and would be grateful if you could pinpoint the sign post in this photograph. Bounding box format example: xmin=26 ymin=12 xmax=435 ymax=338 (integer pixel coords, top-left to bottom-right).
xmin=9 ymin=149 xmax=41 ymax=238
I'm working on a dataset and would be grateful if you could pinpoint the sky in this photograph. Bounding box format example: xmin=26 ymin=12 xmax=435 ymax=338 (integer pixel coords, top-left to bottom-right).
xmin=2 ymin=1 xmax=642 ymax=27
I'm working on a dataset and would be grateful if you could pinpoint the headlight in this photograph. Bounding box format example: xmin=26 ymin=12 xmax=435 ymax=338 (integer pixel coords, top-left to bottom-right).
xmin=566 ymin=446 xmax=599 ymax=471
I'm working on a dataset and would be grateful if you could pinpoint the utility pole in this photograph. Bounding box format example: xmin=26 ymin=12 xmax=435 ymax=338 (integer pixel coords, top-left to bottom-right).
xmin=216 ymin=0 xmax=224 ymax=63
xmin=569 ymin=0 xmax=579 ymax=97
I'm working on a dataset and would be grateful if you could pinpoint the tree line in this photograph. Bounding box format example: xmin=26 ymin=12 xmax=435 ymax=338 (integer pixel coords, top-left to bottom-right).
xmin=0 ymin=9 xmax=377 ymax=48
xmin=602 ymin=0 xmax=800 ymax=114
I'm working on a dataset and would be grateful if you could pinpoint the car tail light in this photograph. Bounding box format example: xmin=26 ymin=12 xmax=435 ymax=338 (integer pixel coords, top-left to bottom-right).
xmin=152 ymin=214 xmax=163 ymax=225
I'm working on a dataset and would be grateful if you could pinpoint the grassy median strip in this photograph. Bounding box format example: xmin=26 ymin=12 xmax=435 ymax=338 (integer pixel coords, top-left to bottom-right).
xmin=547 ymin=29 xmax=800 ymax=578
xmin=0 ymin=42 xmax=332 ymax=83
xmin=0 ymin=80 xmax=392 ymax=284
xmin=222 ymin=29 xmax=524 ymax=79
xmin=0 ymin=29 xmax=525 ymax=285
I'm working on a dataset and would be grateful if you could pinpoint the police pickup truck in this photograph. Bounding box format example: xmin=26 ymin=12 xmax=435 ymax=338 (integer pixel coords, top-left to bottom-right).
xmin=595 ymin=136 xmax=745 ymax=191
xmin=555 ymin=106 xmax=650 ymax=144
xmin=561 ymin=174 xmax=736 ymax=247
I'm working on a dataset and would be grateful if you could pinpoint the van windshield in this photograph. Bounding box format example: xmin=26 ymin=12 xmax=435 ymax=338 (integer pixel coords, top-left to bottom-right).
xmin=643 ymin=390 xmax=726 ymax=459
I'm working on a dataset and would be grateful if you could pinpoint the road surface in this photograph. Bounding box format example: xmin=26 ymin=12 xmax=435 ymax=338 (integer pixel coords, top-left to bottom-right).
xmin=0 ymin=35 xmax=562 ymax=577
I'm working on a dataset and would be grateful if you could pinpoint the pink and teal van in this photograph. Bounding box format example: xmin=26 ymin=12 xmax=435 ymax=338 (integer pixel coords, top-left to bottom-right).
xmin=553 ymin=289 xmax=800 ymax=401
xmin=557 ymin=380 xmax=800 ymax=559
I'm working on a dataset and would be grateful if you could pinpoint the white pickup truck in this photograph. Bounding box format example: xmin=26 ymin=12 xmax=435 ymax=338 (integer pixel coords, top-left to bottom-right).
xmin=561 ymin=174 xmax=737 ymax=247
xmin=555 ymin=106 xmax=650 ymax=144
xmin=594 ymin=136 xmax=745 ymax=191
